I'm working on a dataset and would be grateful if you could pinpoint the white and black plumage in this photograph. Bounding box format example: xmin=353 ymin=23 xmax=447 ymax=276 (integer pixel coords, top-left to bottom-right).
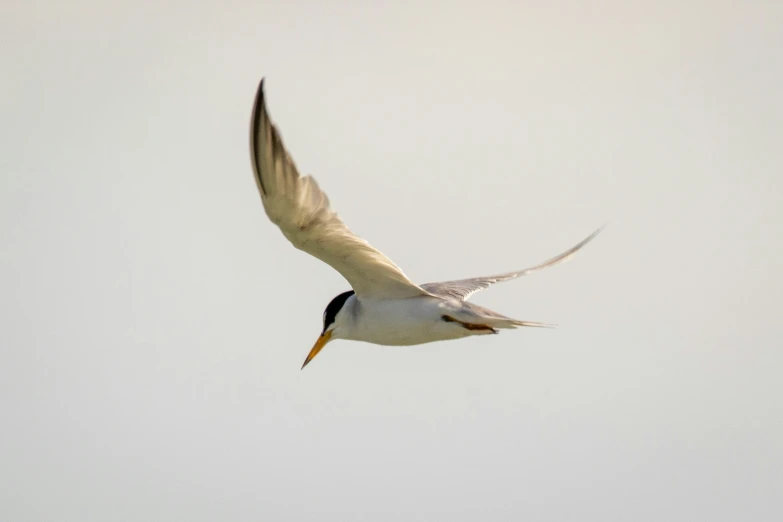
xmin=249 ymin=79 xmax=602 ymax=369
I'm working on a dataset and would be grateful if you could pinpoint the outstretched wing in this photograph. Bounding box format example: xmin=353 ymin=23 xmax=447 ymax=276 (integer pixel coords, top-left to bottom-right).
xmin=421 ymin=227 xmax=603 ymax=301
xmin=249 ymin=79 xmax=429 ymax=299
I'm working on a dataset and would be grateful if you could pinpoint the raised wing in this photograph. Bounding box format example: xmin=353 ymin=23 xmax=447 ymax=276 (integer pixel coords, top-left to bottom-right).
xmin=421 ymin=227 xmax=603 ymax=301
xmin=249 ymin=79 xmax=429 ymax=299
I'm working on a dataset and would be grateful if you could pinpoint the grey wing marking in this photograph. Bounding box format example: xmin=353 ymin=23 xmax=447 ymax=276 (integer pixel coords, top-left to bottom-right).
xmin=421 ymin=227 xmax=603 ymax=301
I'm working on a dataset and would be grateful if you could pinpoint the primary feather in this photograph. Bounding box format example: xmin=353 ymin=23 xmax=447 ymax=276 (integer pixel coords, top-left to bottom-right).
xmin=249 ymin=79 xmax=430 ymax=299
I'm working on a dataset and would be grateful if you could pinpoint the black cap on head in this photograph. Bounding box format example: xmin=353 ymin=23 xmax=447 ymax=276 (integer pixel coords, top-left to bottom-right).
xmin=322 ymin=290 xmax=355 ymax=334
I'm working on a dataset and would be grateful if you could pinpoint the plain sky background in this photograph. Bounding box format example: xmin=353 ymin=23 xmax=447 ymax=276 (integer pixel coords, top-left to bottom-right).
xmin=2 ymin=1 xmax=782 ymax=520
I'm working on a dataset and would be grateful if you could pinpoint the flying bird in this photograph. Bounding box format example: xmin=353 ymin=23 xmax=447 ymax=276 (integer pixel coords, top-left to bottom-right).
xmin=249 ymin=79 xmax=602 ymax=369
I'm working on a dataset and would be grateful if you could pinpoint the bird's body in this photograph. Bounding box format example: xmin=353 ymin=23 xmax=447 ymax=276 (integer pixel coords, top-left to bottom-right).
xmin=329 ymin=294 xmax=505 ymax=346
xmin=248 ymin=78 xmax=602 ymax=368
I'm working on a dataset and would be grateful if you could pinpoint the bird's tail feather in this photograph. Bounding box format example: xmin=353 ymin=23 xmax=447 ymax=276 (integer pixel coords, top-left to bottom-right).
xmin=487 ymin=318 xmax=556 ymax=329
xmin=510 ymin=319 xmax=556 ymax=328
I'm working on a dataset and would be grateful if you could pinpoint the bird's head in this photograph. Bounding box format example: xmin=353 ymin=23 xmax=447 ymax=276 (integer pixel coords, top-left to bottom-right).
xmin=301 ymin=290 xmax=355 ymax=369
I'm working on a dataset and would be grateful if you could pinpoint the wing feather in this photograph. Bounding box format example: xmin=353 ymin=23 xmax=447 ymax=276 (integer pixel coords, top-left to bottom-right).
xmin=422 ymin=227 xmax=603 ymax=301
xmin=249 ymin=79 xmax=428 ymax=299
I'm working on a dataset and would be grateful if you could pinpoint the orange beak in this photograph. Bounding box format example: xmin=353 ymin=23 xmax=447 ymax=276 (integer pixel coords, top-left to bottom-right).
xmin=301 ymin=330 xmax=332 ymax=369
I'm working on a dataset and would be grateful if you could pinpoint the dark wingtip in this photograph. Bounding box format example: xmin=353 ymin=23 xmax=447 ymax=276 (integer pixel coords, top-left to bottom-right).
xmin=250 ymin=77 xmax=268 ymax=196
xmin=255 ymin=77 xmax=266 ymax=111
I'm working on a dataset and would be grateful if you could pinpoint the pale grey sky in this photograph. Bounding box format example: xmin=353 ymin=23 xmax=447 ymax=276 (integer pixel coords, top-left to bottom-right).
xmin=2 ymin=1 xmax=782 ymax=521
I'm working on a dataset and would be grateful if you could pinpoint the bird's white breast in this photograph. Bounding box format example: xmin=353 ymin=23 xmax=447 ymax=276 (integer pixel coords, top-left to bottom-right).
xmin=341 ymin=296 xmax=474 ymax=346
